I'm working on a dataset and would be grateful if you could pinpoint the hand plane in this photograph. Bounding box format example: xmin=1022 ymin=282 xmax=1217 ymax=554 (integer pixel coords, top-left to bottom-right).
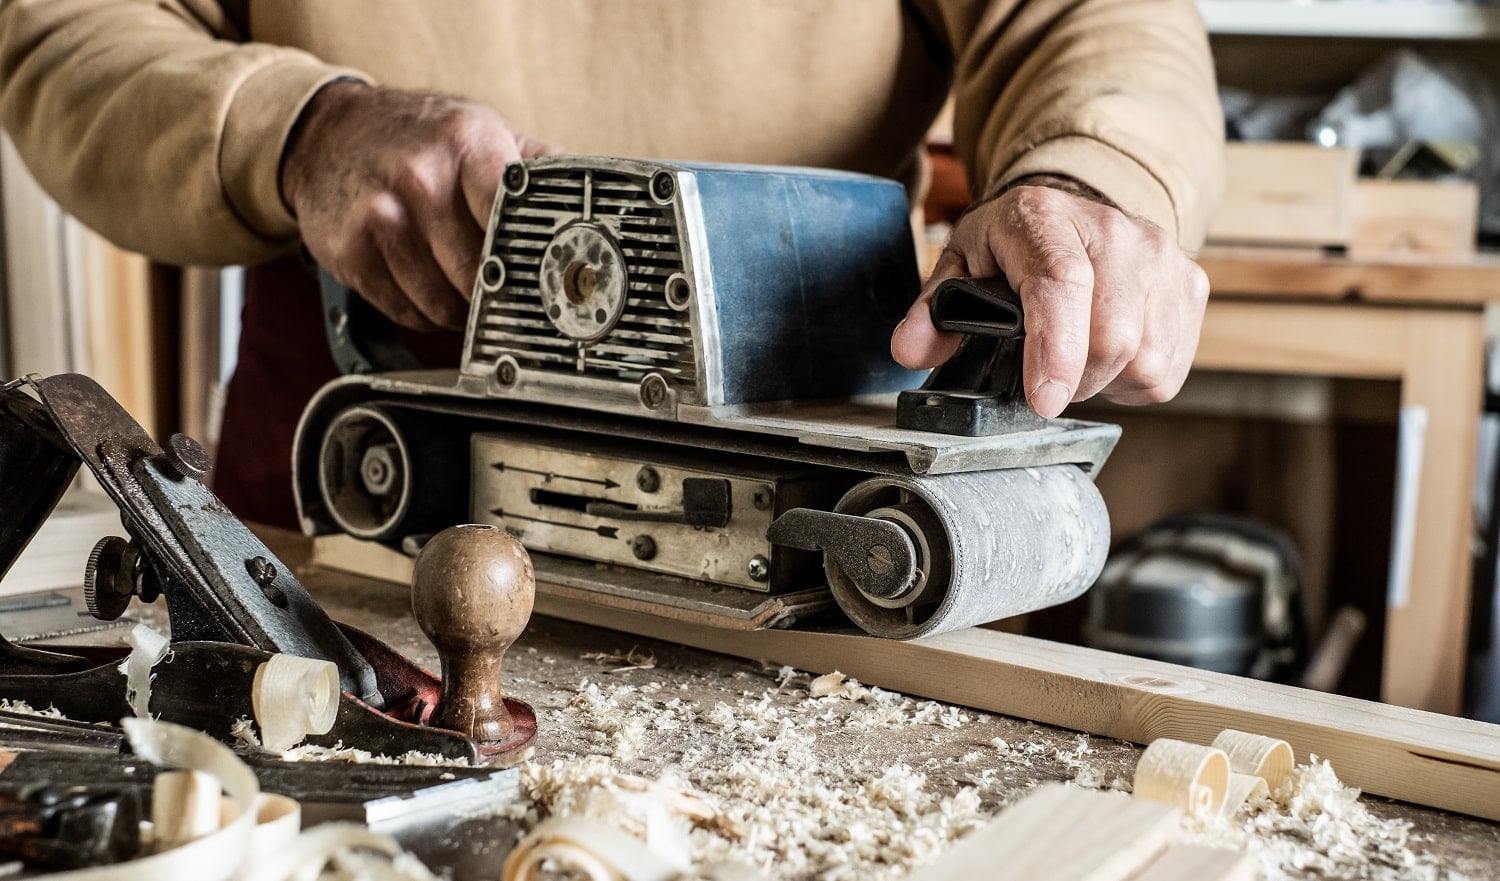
xmin=0 ymin=374 xmax=535 ymax=764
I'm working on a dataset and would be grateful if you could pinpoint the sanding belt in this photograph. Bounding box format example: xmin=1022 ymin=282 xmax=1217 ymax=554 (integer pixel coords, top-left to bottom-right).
xmin=830 ymin=464 xmax=1110 ymax=639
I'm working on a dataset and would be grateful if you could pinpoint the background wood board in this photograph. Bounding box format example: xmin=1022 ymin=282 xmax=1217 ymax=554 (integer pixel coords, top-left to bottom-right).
xmin=1350 ymin=180 xmax=1478 ymax=259
xmin=906 ymin=784 xmax=1180 ymax=881
xmin=1 ymin=489 xmax=122 ymax=594
xmin=1199 ymin=246 xmax=1500 ymax=307
xmin=1206 ymin=143 xmax=1357 ymax=247
xmin=527 ymin=589 xmax=1500 ymax=821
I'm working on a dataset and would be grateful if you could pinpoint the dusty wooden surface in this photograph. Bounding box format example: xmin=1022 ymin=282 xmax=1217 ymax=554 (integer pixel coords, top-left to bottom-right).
xmin=278 ymin=536 xmax=1500 ymax=878
xmin=21 ymin=526 xmax=1495 ymax=879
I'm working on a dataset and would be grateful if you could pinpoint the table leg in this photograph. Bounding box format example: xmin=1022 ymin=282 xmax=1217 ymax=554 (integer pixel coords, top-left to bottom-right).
xmin=1385 ymin=308 xmax=1484 ymax=713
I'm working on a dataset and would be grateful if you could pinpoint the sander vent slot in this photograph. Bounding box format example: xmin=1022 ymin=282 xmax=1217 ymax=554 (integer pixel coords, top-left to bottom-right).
xmin=468 ymin=168 xmax=699 ymax=387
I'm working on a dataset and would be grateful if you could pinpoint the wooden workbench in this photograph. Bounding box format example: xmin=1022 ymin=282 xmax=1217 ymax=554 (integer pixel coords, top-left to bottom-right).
xmin=1196 ymin=246 xmax=1497 ymax=715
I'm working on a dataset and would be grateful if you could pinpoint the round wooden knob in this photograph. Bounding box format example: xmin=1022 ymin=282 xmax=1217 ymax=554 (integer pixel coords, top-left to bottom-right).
xmin=410 ymin=524 xmax=534 ymax=743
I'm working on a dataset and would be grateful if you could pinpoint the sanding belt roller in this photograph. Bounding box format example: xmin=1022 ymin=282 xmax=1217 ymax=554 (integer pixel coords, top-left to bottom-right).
xmin=298 ymin=157 xmax=1120 ymax=639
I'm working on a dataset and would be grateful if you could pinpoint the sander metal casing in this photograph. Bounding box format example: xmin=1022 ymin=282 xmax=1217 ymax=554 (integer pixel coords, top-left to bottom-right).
xmin=296 ymin=156 xmax=1122 ymax=640
xmin=460 ymin=157 xmax=923 ymax=416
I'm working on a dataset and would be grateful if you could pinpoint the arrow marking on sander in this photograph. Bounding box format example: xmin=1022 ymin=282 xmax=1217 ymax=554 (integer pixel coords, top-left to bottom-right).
xmin=490 ymin=509 xmax=619 ymax=539
xmin=491 ymin=461 xmax=620 ymax=489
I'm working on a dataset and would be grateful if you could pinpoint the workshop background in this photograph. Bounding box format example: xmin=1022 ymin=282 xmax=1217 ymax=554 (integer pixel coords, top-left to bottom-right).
xmin=3 ymin=0 xmax=1500 ymax=725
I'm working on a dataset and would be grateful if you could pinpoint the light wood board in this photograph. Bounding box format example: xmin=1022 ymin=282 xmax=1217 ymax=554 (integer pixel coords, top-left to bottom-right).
xmin=1350 ymin=179 xmax=1478 ymax=259
xmin=1133 ymin=845 xmax=1256 ymax=881
xmin=906 ymin=784 xmax=1180 ymax=881
xmin=1207 ymin=142 xmax=1357 ymax=247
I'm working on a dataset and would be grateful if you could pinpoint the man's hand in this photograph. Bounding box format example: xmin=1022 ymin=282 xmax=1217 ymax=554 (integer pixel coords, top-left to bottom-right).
xmin=281 ymin=82 xmax=559 ymax=332
xmin=891 ymin=182 xmax=1210 ymax=417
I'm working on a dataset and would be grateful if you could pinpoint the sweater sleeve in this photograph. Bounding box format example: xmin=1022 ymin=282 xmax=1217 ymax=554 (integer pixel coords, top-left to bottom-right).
xmin=918 ymin=0 xmax=1224 ymax=248
xmin=0 ymin=0 xmax=367 ymax=265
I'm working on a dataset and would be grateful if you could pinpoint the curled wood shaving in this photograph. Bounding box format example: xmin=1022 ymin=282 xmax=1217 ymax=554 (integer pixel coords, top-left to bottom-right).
xmin=1179 ymin=755 xmax=1476 ymax=881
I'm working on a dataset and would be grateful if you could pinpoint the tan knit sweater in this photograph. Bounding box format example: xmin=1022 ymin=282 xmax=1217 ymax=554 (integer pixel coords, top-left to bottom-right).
xmin=0 ymin=0 xmax=1223 ymax=267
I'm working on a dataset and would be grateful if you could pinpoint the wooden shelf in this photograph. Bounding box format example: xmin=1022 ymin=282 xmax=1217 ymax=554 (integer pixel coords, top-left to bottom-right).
xmin=1200 ymin=1 xmax=1500 ymax=40
xmin=1199 ymin=245 xmax=1500 ymax=305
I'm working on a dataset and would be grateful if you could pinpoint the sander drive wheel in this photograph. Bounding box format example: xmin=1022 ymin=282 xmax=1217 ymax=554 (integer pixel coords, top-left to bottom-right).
xmin=317 ymin=404 xmax=467 ymax=543
xmin=826 ymin=465 xmax=1110 ymax=639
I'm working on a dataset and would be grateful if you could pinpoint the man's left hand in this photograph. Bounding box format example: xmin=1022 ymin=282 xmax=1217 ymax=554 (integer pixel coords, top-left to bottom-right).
xmin=890 ymin=182 xmax=1210 ymax=418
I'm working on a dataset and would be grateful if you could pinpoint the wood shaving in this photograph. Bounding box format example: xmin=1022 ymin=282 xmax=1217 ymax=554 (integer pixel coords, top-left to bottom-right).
xmin=581 ymin=646 xmax=657 ymax=673
xmin=0 ymin=699 xmax=66 ymax=719
xmin=516 ymin=670 xmax=1025 ymax=880
xmin=1178 ymin=755 xmax=1475 ymax=881
xmin=508 ymin=666 xmax=1480 ymax=881
xmin=230 ymin=716 xmax=466 ymax=766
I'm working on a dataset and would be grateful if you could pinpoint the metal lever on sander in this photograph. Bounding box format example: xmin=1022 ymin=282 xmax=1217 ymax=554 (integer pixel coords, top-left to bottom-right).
xmin=316 ymin=264 xmax=421 ymax=376
xmin=895 ymin=275 xmax=1044 ymax=436
xmin=766 ymin=509 xmax=922 ymax=608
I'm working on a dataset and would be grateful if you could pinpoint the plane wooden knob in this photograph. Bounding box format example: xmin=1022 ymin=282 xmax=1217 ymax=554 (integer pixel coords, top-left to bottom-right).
xmin=411 ymin=524 xmax=535 ymax=743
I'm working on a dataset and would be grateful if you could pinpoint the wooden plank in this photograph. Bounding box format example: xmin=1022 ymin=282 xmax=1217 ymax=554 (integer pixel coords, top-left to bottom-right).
xmin=1199 ymin=245 xmax=1500 ymax=307
xmin=528 ymin=590 xmax=1500 ymax=821
xmin=1207 ymin=143 xmax=1357 ymax=248
xmin=906 ymin=784 xmax=1180 ymax=881
xmin=1197 ymin=299 xmax=1409 ymax=379
xmin=1133 ymin=845 xmax=1256 ymax=881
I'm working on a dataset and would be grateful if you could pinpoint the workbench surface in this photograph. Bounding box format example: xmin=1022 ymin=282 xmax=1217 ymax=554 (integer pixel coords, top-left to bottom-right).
xmin=277 ymin=534 xmax=1500 ymax=881
xmin=18 ymin=528 xmax=1495 ymax=881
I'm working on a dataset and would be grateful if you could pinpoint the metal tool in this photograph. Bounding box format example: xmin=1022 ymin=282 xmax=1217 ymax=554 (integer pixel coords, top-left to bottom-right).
xmin=0 ymin=376 xmax=535 ymax=764
xmin=0 ymin=746 xmax=524 ymax=880
xmin=1085 ymin=513 xmax=1307 ymax=680
xmin=0 ymin=784 xmax=141 ymax=869
xmin=298 ymin=157 xmax=1120 ymax=638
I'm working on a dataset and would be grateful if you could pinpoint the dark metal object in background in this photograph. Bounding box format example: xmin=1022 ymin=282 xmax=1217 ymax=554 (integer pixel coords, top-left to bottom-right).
xmin=896 ymin=276 xmax=1044 ymax=437
xmin=318 ymin=267 xmax=421 ymax=376
xmin=0 ymin=379 xmax=80 ymax=587
xmin=0 ymin=784 xmax=140 ymax=870
xmin=1085 ymin=513 xmax=1307 ymax=680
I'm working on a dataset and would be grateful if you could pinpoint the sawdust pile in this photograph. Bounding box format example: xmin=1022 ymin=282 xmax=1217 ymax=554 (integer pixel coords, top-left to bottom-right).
xmin=1173 ymin=759 xmax=1475 ymax=881
xmin=0 ymin=699 xmax=66 ymax=718
xmin=508 ymin=666 xmax=1475 ymax=881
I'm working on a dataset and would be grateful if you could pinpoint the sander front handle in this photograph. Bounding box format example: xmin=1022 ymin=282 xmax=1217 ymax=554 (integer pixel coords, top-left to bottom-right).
xmin=895 ymin=276 xmax=1042 ymax=436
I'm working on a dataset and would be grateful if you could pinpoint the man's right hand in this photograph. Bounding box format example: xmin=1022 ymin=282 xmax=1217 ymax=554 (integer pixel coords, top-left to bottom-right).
xmin=280 ymin=82 xmax=559 ymax=332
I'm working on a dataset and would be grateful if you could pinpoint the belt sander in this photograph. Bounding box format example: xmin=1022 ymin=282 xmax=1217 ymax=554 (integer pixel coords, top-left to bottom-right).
xmin=297 ymin=157 xmax=1120 ymax=639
